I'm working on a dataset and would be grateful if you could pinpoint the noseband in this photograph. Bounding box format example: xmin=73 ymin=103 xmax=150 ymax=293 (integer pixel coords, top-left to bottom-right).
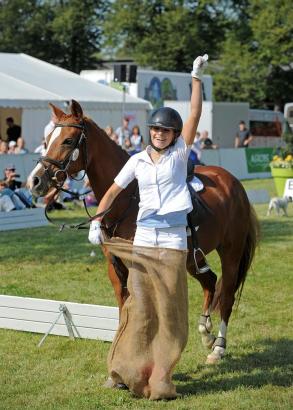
xmin=39 ymin=122 xmax=87 ymax=189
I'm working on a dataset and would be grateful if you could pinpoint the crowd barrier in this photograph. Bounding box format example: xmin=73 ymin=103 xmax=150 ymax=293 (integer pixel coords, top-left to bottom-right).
xmin=0 ymin=149 xmax=272 ymax=182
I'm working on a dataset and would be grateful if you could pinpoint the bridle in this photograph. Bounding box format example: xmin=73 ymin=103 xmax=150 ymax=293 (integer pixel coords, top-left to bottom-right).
xmin=37 ymin=121 xmax=108 ymax=229
xmin=37 ymin=120 xmax=137 ymax=231
xmin=39 ymin=122 xmax=87 ymax=189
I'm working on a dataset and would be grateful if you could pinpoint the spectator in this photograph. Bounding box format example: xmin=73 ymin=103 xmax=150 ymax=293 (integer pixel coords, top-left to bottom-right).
xmin=8 ymin=140 xmax=17 ymax=154
xmin=0 ymin=140 xmax=8 ymax=155
xmin=200 ymin=130 xmax=218 ymax=149
xmin=6 ymin=117 xmax=21 ymax=143
xmin=234 ymin=120 xmax=253 ymax=148
xmin=105 ymin=125 xmax=119 ymax=144
xmin=130 ymin=125 xmax=144 ymax=154
xmin=115 ymin=116 xmax=131 ymax=147
xmin=34 ymin=138 xmax=47 ymax=156
xmin=44 ymin=111 xmax=58 ymax=138
xmin=123 ymin=137 xmax=133 ymax=154
xmin=3 ymin=164 xmax=33 ymax=207
xmin=0 ymin=179 xmax=26 ymax=211
xmin=15 ymin=137 xmax=29 ymax=154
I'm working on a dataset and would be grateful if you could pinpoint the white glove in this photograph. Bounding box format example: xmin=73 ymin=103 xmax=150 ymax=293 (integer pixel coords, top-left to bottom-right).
xmin=88 ymin=220 xmax=102 ymax=245
xmin=191 ymin=54 xmax=209 ymax=80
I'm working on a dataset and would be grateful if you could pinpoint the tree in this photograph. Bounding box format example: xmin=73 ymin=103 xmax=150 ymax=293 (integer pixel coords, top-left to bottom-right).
xmin=103 ymin=0 xmax=229 ymax=72
xmin=0 ymin=0 xmax=109 ymax=73
xmin=213 ymin=0 xmax=293 ymax=108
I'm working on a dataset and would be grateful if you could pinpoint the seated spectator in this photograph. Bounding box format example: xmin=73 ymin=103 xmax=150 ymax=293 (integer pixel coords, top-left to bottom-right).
xmin=8 ymin=140 xmax=17 ymax=154
xmin=130 ymin=125 xmax=144 ymax=155
xmin=0 ymin=140 xmax=8 ymax=155
xmin=200 ymin=130 xmax=218 ymax=149
xmin=3 ymin=164 xmax=33 ymax=208
xmin=0 ymin=180 xmax=26 ymax=211
xmin=6 ymin=117 xmax=21 ymax=143
xmin=123 ymin=137 xmax=133 ymax=154
xmin=15 ymin=137 xmax=29 ymax=154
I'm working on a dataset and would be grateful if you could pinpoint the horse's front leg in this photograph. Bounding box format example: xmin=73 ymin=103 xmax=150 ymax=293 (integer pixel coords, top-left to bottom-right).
xmin=186 ymin=250 xmax=217 ymax=349
xmin=196 ymin=269 xmax=217 ymax=349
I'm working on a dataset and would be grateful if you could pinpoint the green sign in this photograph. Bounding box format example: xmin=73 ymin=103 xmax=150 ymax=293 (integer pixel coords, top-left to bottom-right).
xmin=245 ymin=148 xmax=274 ymax=173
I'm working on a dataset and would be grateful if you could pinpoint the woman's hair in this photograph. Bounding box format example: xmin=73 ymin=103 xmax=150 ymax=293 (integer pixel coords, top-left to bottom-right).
xmin=132 ymin=125 xmax=140 ymax=135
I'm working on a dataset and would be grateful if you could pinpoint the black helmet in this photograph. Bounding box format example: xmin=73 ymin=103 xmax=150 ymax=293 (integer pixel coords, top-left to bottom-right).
xmin=147 ymin=107 xmax=183 ymax=133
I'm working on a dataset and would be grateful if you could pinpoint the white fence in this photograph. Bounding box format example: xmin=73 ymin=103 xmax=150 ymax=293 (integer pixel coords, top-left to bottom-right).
xmin=0 ymin=295 xmax=119 ymax=343
xmin=0 ymin=208 xmax=48 ymax=231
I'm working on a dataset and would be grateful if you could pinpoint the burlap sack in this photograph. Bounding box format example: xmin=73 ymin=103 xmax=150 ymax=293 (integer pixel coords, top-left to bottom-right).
xmin=104 ymin=239 xmax=188 ymax=400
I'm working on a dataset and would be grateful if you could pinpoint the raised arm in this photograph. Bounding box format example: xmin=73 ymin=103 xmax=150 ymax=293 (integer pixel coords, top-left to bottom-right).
xmin=182 ymin=55 xmax=208 ymax=146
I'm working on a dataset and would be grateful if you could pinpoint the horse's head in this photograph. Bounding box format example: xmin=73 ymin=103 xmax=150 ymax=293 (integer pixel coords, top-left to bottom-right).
xmin=29 ymin=100 xmax=88 ymax=196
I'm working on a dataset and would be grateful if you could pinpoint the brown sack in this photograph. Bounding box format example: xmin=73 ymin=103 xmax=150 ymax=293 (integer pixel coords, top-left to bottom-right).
xmin=104 ymin=239 xmax=188 ymax=400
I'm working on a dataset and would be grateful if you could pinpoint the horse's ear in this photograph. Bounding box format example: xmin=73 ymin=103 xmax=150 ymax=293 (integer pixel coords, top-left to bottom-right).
xmin=49 ymin=103 xmax=65 ymax=120
xmin=70 ymin=100 xmax=83 ymax=121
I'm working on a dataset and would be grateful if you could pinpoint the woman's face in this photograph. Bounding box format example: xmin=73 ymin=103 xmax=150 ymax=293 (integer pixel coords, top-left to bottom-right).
xmin=150 ymin=126 xmax=174 ymax=150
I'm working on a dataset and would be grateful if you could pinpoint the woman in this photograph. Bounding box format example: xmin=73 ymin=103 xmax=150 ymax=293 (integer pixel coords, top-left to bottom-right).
xmin=129 ymin=125 xmax=144 ymax=154
xmin=89 ymin=54 xmax=208 ymax=248
xmin=89 ymin=55 xmax=208 ymax=399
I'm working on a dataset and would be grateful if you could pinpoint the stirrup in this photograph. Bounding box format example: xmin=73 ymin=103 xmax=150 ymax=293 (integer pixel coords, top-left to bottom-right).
xmin=193 ymin=247 xmax=210 ymax=274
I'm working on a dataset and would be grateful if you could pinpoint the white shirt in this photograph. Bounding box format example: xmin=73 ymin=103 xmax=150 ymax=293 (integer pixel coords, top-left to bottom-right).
xmin=115 ymin=126 xmax=130 ymax=146
xmin=114 ymin=136 xmax=193 ymax=221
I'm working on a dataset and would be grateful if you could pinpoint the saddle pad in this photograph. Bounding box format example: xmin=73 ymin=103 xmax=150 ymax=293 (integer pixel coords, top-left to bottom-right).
xmin=189 ymin=176 xmax=204 ymax=192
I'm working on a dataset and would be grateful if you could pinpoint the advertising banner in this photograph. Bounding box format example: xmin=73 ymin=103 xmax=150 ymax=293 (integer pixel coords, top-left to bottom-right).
xmin=245 ymin=147 xmax=274 ymax=173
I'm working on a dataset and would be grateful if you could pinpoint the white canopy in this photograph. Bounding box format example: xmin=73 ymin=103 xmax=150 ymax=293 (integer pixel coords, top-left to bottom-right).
xmin=0 ymin=53 xmax=151 ymax=150
xmin=0 ymin=53 xmax=150 ymax=109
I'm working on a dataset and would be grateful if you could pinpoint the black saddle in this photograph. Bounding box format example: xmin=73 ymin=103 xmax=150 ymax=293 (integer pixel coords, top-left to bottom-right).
xmin=186 ymin=159 xmax=211 ymax=227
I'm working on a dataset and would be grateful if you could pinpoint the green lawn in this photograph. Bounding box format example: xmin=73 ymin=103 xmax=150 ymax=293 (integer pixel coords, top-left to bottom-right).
xmin=0 ymin=178 xmax=292 ymax=410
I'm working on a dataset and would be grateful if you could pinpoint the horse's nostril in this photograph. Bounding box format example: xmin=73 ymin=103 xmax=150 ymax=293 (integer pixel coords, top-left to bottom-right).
xmin=33 ymin=176 xmax=40 ymax=187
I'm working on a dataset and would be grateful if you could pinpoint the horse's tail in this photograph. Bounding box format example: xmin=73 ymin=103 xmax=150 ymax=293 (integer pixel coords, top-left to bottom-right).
xmin=212 ymin=204 xmax=260 ymax=312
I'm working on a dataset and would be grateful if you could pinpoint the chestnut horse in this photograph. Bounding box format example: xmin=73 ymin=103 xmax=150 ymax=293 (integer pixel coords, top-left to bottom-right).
xmin=29 ymin=101 xmax=259 ymax=363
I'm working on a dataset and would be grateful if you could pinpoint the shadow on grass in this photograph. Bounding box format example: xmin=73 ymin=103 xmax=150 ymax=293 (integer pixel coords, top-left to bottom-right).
xmin=175 ymin=338 xmax=293 ymax=396
xmin=260 ymin=219 xmax=293 ymax=244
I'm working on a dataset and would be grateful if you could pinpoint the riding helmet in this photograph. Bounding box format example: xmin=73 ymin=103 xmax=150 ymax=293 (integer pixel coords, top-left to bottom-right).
xmin=147 ymin=107 xmax=183 ymax=133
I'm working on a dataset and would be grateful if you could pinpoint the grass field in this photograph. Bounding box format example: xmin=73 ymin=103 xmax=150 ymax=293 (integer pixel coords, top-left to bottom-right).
xmin=1 ymin=178 xmax=292 ymax=410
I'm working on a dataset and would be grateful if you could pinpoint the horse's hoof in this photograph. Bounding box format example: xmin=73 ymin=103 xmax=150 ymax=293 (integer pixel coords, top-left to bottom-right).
xmin=206 ymin=346 xmax=225 ymax=364
xmin=116 ymin=383 xmax=129 ymax=390
xmin=206 ymin=352 xmax=222 ymax=364
xmin=103 ymin=377 xmax=128 ymax=389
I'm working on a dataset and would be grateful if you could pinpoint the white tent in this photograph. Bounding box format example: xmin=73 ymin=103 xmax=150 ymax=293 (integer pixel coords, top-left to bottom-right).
xmin=0 ymin=53 xmax=151 ymax=150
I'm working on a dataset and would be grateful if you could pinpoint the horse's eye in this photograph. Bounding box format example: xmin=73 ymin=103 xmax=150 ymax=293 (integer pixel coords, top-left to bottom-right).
xmin=63 ymin=138 xmax=73 ymax=146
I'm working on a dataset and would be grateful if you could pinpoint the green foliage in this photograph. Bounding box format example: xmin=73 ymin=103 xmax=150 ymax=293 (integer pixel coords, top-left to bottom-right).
xmin=213 ymin=0 xmax=293 ymax=108
xmin=0 ymin=0 xmax=109 ymax=73
xmin=103 ymin=0 xmax=228 ymax=71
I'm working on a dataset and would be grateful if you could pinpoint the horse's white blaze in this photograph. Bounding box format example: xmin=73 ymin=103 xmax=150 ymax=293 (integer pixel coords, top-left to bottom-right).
xmin=47 ymin=127 xmax=61 ymax=150
xmin=27 ymin=163 xmax=43 ymax=190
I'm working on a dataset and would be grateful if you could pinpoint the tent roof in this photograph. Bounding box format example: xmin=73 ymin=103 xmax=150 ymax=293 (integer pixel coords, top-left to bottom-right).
xmin=0 ymin=53 xmax=150 ymax=109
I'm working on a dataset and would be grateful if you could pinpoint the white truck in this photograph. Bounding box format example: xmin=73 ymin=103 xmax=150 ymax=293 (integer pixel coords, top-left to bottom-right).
xmin=284 ymin=102 xmax=293 ymax=130
xmin=166 ymin=100 xmax=286 ymax=148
